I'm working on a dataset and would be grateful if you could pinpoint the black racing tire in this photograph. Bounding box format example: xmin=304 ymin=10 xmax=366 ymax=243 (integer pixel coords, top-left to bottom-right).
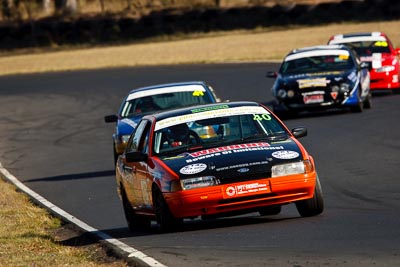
xmin=350 ymin=87 xmax=364 ymax=113
xmin=363 ymin=92 xmax=372 ymax=109
xmin=121 ymin=188 xmax=151 ymax=231
xmin=152 ymin=186 xmax=183 ymax=232
xmin=350 ymin=102 xmax=363 ymax=113
xmin=295 ymin=175 xmax=324 ymax=217
xmin=259 ymin=205 xmax=282 ymax=216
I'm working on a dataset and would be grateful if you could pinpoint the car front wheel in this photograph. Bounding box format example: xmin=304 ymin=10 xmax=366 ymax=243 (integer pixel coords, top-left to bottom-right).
xmin=350 ymin=87 xmax=364 ymax=113
xmin=152 ymin=186 xmax=183 ymax=232
xmin=295 ymin=175 xmax=324 ymax=217
xmin=363 ymin=92 xmax=372 ymax=109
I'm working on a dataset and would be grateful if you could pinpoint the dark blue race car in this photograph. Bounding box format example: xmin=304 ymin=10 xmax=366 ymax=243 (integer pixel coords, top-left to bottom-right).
xmin=267 ymin=45 xmax=372 ymax=117
xmin=105 ymin=81 xmax=221 ymax=163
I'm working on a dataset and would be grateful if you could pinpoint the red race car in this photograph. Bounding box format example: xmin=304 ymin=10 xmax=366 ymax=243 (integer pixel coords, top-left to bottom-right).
xmin=115 ymin=101 xmax=324 ymax=232
xmin=328 ymin=32 xmax=400 ymax=92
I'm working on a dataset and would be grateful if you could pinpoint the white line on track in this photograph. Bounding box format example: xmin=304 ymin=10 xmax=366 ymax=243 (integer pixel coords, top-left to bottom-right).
xmin=0 ymin=162 xmax=167 ymax=267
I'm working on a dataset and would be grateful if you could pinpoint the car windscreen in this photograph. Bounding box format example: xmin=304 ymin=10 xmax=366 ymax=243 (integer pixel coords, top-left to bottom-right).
xmin=153 ymin=107 xmax=288 ymax=156
xmin=280 ymin=54 xmax=355 ymax=74
xmin=120 ymin=91 xmax=213 ymax=118
xmin=341 ymin=41 xmax=391 ymax=56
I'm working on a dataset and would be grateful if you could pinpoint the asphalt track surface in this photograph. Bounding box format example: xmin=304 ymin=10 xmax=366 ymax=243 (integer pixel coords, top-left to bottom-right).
xmin=1 ymin=63 xmax=400 ymax=266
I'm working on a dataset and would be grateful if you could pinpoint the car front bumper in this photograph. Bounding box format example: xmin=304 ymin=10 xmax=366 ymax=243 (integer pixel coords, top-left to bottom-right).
xmin=164 ymin=173 xmax=317 ymax=219
xmin=370 ymin=70 xmax=400 ymax=90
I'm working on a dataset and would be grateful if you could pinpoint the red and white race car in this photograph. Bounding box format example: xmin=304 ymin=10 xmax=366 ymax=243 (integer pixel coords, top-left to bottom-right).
xmin=115 ymin=102 xmax=324 ymax=232
xmin=328 ymin=32 xmax=400 ymax=92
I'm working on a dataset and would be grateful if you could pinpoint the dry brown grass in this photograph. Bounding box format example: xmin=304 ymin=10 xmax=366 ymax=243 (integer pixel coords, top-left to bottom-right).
xmin=1 ymin=20 xmax=400 ymax=76
xmin=0 ymin=19 xmax=399 ymax=266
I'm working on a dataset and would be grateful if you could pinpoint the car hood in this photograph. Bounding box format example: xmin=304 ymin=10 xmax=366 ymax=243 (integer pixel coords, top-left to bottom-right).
xmin=277 ymin=70 xmax=352 ymax=90
xmin=117 ymin=116 xmax=142 ymax=135
xmin=160 ymin=139 xmax=303 ymax=181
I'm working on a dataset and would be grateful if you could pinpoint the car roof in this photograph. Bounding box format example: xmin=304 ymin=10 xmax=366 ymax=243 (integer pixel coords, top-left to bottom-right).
xmin=143 ymin=101 xmax=262 ymax=122
xmin=125 ymin=81 xmax=214 ymax=101
xmin=128 ymin=81 xmax=209 ymax=94
xmin=329 ymin=32 xmax=388 ymax=44
xmin=284 ymin=45 xmax=352 ymax=62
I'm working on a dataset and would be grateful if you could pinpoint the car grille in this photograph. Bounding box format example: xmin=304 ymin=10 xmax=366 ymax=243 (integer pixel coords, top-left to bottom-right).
xmin=218 ymin=193 xmax=276 ymax=205
xmin=217 ymin=171 xmax=271 ymax=185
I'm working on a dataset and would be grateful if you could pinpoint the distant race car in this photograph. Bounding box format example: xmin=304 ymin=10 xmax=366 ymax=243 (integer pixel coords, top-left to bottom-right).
xmin=115 ymin=101 xmax=324 ymax=232
xmin=104 ymin=81 xmax=221 ymax=163
xmin=267 ymin=45 xmax=371 ymax=117
xmin=328 ymin=32 xmax=400 ymax=91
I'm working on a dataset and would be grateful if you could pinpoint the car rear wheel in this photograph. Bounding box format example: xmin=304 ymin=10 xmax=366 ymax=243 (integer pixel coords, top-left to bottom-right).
xmin=121 ymin=187 xmax=151 ymax=231
xmin=152 ymin=186 xmax=183 ymax=232
xmin=295 ymin=175 xmax=324 ymax=217
xmin=259 ymin=205 xmax=282 ymax=216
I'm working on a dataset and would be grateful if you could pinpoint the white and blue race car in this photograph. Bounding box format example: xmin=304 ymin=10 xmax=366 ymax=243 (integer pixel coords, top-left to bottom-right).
xmin=105 ymin=81 xmax=221 ymax=163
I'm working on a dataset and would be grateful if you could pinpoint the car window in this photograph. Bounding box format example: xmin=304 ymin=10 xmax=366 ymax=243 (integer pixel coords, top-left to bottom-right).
xmin=120 ymin=91 xmax=213 ymax=118
xmin=341 ymin=41 xmax=391 ymax=55
xmin=281 ymin=54 xmax=354 ymax=74
xmin=126 ymin=120 xmax=149 ymax=153
xmin=140 ymin=125 xmax=151 ymax=154
xmin=153 ymin=111 xmax=287 ymax=155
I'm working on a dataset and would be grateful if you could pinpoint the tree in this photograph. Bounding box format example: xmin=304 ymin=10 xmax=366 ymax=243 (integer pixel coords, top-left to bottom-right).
xmin=1 ymin=0 xmax=18 ymax=20
xmin=99 ymin=0 xmax=105 ymax=13
xmin=55 ymin=0 xmax=78 ymax=15
xmin=42 ymin=0 xmax=50 ymax=13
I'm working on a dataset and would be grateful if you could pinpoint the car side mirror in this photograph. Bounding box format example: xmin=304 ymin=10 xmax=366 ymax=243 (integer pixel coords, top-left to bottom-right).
xmin=291 ymin=127 xmax=307 ymax=139
xmin=126 ymin=151 xmax=148 ymax=162
xmin=395 ymin=48 xmax=400 ymax=55
xmin=104 ymin=114 xmax=118 ymax=123
xmin=266 ymin=71 xmax=278 ymax=78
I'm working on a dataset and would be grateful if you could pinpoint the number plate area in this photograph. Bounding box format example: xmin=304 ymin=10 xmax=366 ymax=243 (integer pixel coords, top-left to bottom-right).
xmin=302 ymin=91 xmax=325 ymax=104
xmin=222 ymin=180 xmax=271 ymax=199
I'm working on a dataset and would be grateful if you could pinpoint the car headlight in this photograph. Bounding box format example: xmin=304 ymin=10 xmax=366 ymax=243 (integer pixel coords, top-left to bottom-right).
xmin=277 ymin=89 xmax=287 ymax=98
xmin=271 ymin=160 xmax=313 ymax=178
xmin=375 ymin=65 xmax=395 ymax=73
xmin=339 ymin=83 xmax=350 ymax=93
xmin=180 ymin=176 xmax=218 ymax=190
xmin=120 ymin=134 xmax=130 ymax=144
xmin=331 ymin=85 xmax=340 ymax=92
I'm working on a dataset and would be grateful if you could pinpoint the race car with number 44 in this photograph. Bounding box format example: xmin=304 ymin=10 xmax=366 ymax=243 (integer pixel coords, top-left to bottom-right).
xmin=104 ymin=81 xmax=221 ymax=163
xmin=115 ymin=101 xmax=324 ymax=232
xmin=328 ymin=32 xmax=400 ymax=92
xmin=267 ymin=45 xmax=371 ymax=117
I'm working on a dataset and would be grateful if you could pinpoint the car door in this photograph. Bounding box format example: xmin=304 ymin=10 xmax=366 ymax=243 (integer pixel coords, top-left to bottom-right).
xmin=122 ymin=120 xmax=151 ymax=209
xmin=134 ymin=122 xmax=153 ymax=210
